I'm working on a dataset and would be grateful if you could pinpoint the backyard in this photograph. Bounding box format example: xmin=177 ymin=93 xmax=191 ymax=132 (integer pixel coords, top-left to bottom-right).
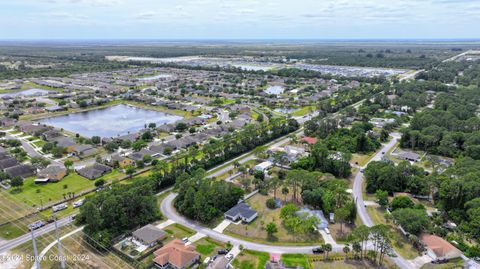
xmin=232 ymin=250 xmax=270 ymax=269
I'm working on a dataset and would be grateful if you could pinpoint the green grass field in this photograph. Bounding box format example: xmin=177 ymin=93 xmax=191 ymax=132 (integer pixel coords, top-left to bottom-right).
xmin=7 ymin=173 xmax=95 ymax=208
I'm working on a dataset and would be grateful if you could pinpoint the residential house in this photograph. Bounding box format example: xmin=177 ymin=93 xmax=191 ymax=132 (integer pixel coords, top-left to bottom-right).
xmin=420 ymin=234 xmax=462 ymax=262
xmin=224 ymin=202 xmax=258 ymax=223
xmin=5 ymin=164 xmax=35 ymax=178
xmin=152 ymin=239 xmax=200 ymax=269
xmin=105 ymin=154 xmax=134 ymax=168
xmin=52 ymin=137 xmax=77 ymax=152
xmin=38 ymin=164 xmax=67 ymax=182
xmin=397 ymin=151 xmax=421 ymax=162
xmin=132 ymin=224 xmax=167 ymax=247
xmin=73 ymin=144 xmax=97 ymax=158
xmin=0 ymin=157 xmax=20 ymax=170
xmin=76 ymin=163 xmax=112 ymax=180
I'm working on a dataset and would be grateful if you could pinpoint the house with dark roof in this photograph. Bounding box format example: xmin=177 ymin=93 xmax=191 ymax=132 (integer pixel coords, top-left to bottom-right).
xmin=5 ymin=164 xmax=35 ymax=178
xmin=0 ymin=157 xmax=20 ymax=170
xmin=224 ymin=202 xmax=258 ymax=223
xmin=73 ymin=144 xmax=97 ymax=158
xmin=76 ymin=163 xmax=112 ymax=180
xmin=105 ymin=153 xmax=134 ymax=168
xmin=132 ymin=224 xmax=167 ymax=247
xmin=52 ymin=137 xmax=77 ymax=152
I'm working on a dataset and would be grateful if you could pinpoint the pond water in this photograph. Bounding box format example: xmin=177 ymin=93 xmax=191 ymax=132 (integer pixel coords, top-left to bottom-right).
xmin=274 ymin=108 xmax=297 ymax=114
xmin=264 ymin=86 xmax=285 ymax=95
xmin=38 ymin=104 xmax=183 ymax=138
xmin=138 ymin=74 xmax=173 ymax=81
xmin=0 ymin=88 xmax=51 ymax=98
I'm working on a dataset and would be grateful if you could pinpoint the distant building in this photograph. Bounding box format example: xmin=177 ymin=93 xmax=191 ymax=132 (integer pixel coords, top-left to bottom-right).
xmin=255 ymin=161 xmax=273 ymax=172
xmin=38 ymin=164 xmax=67 ymax=182
xmin=397 ymin=151 xmax=421 ymax=162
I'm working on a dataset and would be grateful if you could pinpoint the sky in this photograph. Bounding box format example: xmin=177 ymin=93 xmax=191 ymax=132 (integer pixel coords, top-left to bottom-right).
xmin=1 ymin=0 xmax=480 ymax=40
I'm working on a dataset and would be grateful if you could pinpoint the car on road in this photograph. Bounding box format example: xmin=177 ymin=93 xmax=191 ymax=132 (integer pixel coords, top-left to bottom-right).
xmin=312 ymin=247 xmax=324 ymax=254
xmin=28 ymin=220 xmax=46 ymax=231
xmin=182 ymin=237 xmax=189 ymax=243
xmin=360 ymin=168 xmax=365 ymax=173
xmin=226 ymin=254 xmax=234 ymax=261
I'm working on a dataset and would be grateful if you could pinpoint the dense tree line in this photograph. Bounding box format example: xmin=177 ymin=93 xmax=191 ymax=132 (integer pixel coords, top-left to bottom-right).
xmin=76 ymin=180 xmax=160 ymax=250
xmin=435 ymin=158 xmax=480 ymax=241
xmin=364 ymin=161 xmax=429 ymax=195
xmin=416 ymin=61 xmax=480 ymax=86
xmin=292 ymin=142 xmax=352 ymax=178
xmin=400 ymin=87 xmax=480 ymax=159
xmin=174 ymin=169 xmax=244 ymax=223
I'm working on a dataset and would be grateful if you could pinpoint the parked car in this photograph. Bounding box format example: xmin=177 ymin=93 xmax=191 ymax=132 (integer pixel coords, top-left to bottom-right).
xmin=181 ymin=237 xmax=189 ymax=243
xmin=312 ymin=247 xmax=324 ymax=254
xmin=218 ymin=249 xmax=228 ymax=255
xmin=72 ymin=199 xmax=84 ymax=208
xmin=52 ymin=203 xmax=68 ymax=212
xmin=226 ymin=254 xmax=234 ymax=261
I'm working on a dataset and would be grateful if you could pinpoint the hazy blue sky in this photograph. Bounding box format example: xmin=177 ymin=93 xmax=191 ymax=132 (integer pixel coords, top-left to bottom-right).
xmin=1 ymin=0 xmax=479 ymax=40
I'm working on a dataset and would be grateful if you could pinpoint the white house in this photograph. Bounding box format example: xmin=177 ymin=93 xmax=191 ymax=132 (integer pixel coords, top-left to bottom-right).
xmin=255 ymin=161 xmax=273 ymax=172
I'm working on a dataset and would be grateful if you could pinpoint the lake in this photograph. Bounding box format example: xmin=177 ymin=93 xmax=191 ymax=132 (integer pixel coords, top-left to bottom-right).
xmin=38 ymin=104 xmax=183 ymax=138
xmin=265 ymin=86 xmax=285 ymax=95
xmin=274 ymin=108 xmax=297 ymax=114
xmin=0 ymin=88 xmax=51 ymax=98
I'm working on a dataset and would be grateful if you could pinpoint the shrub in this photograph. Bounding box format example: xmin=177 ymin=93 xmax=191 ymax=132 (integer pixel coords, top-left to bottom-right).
xmin=266 ymin=198 xmax=276 ymax=209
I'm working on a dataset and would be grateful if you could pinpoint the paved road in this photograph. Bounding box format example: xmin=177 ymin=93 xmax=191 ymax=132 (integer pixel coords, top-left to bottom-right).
xmin=5 ymin=133 xmax=43 ymax=159
xmin=352 ymin=133 xmax=414 ymax=269
xmin=0 ymin=215 xmax=75 ymax=254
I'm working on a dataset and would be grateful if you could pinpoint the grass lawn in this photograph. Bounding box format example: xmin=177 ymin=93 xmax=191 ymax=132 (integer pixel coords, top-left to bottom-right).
xmin=7 ymin=172 xmax=95 ymax=208
xmin=0 ymin=223 xmax=27 ymax=240
xmin=292 ymin=106 xmax=315 ymax=117
xmin=351 ymin=153 xmax=375 ymax=167
xmin=194 ymin=237 xmax=226 ymax=257
xmin=32 ymin=140 xmax=46 ymax=148
xmin=0 ymin=192 xmax=37 ymax=223
xmin=225 ymin=193 xmax=324 ymax=246
xmin=232 ymin=250 xmax=270 ymax=269
xmin=163 ymin=223 xmax=196 ymax=242
xmin=282 ymin=254 xmax=312 ymax=269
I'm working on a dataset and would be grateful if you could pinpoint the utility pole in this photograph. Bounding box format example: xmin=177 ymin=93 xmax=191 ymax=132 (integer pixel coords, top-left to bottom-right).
xmin=54 ymin=214 xmax=66 ymax=269
xmin=30 ymin=228 xmax=40 ymax=269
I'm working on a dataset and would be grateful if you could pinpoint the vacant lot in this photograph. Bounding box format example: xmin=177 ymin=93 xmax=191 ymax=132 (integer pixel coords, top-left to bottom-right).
xmin=232 ymin=250 xmax=270 ymax=269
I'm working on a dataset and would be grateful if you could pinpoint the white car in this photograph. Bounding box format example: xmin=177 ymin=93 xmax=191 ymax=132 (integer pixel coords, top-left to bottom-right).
xmin=181 ymin=237 xmax=189 ymax=243
xmin=72 ymin=199 xmax=84 ymax=208
xmin=226 ymin=253 xmax=234 ymax=261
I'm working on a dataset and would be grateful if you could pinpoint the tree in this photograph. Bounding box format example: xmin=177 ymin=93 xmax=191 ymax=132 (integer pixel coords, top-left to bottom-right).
xmin=125 ymin=165 xmax=136 ymax=178
xmin=343 ymin=244 xmax=351 ymax=259
xmin=132 ymin=140 xmax=147 ymax=151
xmin=281 ymin=186 xmax=289 ymax=202
xmin=175 ymin=122 xmax=188 ymax=132
xmin=375 ymin=190 xmax=389 ymax=208
xmin=323 ymin=243 xmax=332 ymax=259
xmin=91 ymin=136 xmax=101 ymax=144
xmin=335 ymin=207 xmax=350 ymax=234
xmin=95 ymin=179 xmax=105 ymax=188
xmin=266 ymin=198 xmax=276 ymax=209
xmin=392 ymin=208 xmax=429 ymax=235
xmin=64 ymin=160 xmax=73 ymax=172
xmin=390 ymin=196 xmax=414 ymax=211
xmin=31 ymin=157 xmax=50 ymax=169
xmin=265 ymin=222 xmax=278 ymax=238
xmin=352 ymin=242 xmax=362 ymax=258
xmin=10 ymin=176 xmax=23 ymax=188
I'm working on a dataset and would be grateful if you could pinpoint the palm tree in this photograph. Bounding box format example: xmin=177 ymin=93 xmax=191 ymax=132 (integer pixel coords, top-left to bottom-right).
xmin=281 ymin=186 xmax=289 ymax=203
xmin=323 ymin=243 xmax=332 ymax=260
xmin=343 ymin=244 xmax=351 ymax=259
